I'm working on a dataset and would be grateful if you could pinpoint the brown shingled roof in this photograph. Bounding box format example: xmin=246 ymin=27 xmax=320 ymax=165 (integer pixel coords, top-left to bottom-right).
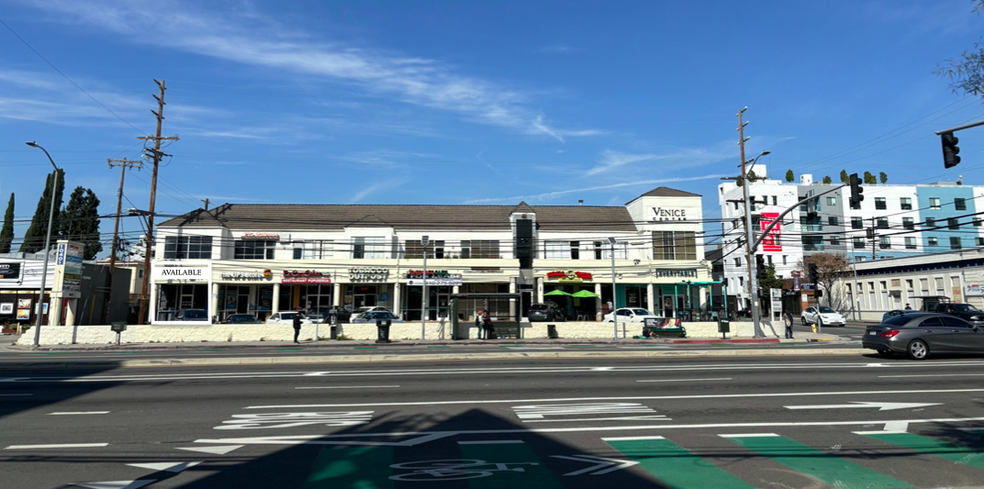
xmin=625 ymin=186 xmax=702 ymax=205
xmin=159 ymin=203 xmax=638 ymax=232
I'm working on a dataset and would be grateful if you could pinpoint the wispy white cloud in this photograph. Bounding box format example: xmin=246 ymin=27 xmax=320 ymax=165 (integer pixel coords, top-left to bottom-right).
xmin=335 ymin=149 xmax=438 ymax=169
xmin=350 ymin=178 xmax=407 ymax=203
xmin=464 ymin=174 xmax=729 ymax=204
xmin=28 ymin=0 xmax=603 ymax=142
xmin=584 ymin=143 xmax=737 ymax=177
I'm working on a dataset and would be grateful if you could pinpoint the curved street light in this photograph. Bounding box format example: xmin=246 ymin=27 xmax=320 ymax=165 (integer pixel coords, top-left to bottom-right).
xmin=25 ymin=141 xmax=60 ymax=348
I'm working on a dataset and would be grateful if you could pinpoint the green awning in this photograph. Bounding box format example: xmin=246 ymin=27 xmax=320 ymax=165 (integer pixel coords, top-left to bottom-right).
xmin=571 ymin=290 xmax=599 ymax=298
xmin=544 ymin=289 xmax=572 ymax=296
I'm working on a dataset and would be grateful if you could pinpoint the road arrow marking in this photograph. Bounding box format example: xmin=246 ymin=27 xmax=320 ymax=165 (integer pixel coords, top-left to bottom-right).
xmin=784 ymin=401 xmax=941 ymax=411
xmin=550 ymin=454 xmax=639 ymax=476
xmin=73 ymin=480 xmax=155 ymax=489
xmin=127 ymin=461 xmax=201 ymax=473
xmin=176 ymin=445 xmax=243 ymax=455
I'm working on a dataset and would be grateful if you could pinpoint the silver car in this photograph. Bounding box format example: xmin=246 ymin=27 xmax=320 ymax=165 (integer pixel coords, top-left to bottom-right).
xmin=862 ymin=313 xmax=984 ymax=360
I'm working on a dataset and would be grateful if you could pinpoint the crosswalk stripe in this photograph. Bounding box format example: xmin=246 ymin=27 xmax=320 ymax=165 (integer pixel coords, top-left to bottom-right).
xmin=606 ymin=437 xmax=756 ymax=489
xmin=459 ymin=440 xmax=564 ymax=489
xmin=723 ymin=434 xmax=914 ymax=489
xmin=301 ymin=446 xmax=394 ymax=489
xmin=859 ymin=431 xmax=984 ymax=471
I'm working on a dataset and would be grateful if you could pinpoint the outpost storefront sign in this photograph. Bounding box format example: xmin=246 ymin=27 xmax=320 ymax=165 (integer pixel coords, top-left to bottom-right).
xmin=0 ymin=263 xmax=21 ymax=280
xmin=349 ymin=268 xmax=389 ymax=282
xmin=406 ymin=270 xmax=462 ymax=286
xmin=546 ymin=270 xmax=593 ymax=282
xmin=222 ymin=270 xmax=272 ymax=280
xmin=282 ymin=270 xmax=331 ymax=284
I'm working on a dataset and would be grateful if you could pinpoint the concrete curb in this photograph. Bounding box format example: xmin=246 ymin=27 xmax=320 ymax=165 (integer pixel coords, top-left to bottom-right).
xmin=0 ymin=348 xmax=871 ymax=370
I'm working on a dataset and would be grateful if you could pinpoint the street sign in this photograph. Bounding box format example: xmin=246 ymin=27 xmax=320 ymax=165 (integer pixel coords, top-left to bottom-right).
xmin=111 ymin=322 xmax=127 ymax=333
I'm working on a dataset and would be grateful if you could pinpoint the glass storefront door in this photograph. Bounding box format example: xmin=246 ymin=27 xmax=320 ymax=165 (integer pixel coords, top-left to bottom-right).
xmin=300 ymin=284 xmax=334 ymax=312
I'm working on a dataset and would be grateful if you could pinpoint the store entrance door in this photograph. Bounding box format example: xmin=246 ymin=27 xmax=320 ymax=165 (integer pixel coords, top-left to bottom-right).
xmin=520 ymin=289 xmax=533 ymax=320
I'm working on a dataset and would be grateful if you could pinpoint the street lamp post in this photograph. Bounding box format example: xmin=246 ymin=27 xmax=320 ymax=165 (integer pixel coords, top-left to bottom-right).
xmin=608 ymin=237 xmax=618 ymax=340
xmin=421 ymin=235 xmax=429 ymax=341
xmin=25 ymin=142 xmax=60 ymax=348
xmin=742 ymin=150 xmax=770 ymax=338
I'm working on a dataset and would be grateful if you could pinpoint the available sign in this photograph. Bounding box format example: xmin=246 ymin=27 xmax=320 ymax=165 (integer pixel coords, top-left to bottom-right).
xmin=282 ymin=270 xmax=331 ymax=284
xmin=0 ymin=263 xmax=21 ymax=280
xmin=760 ymin=212 xmax=782 ymax=252
xmin=152 ymin=266 xmax=210 ymax=281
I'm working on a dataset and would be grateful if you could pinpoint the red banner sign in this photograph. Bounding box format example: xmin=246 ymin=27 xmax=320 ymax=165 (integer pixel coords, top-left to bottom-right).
xmin=760 ymin=212 xmax=782 ymax=252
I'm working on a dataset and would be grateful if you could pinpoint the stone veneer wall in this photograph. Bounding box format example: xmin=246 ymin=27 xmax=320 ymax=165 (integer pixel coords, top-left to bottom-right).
xmin=17 ymin=320 xmax=782 ymax=346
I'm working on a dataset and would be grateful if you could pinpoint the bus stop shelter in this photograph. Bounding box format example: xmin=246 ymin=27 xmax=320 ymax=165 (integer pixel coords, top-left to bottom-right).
xmin=449 ymin=292 xmax=521 ymax=340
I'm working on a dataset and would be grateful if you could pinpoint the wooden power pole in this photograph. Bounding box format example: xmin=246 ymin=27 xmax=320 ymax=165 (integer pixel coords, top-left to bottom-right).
xmin=136 ymin=79 xmax=179 ymax=325
xmin=103 ymin=158 xmax=142 ymax=324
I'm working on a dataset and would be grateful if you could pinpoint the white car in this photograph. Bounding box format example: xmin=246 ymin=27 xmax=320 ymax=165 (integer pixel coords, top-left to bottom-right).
xmin=603 ymin=308 xmax=662 ymax=323
xmin=349 ymin=306 xmax=392 ymax=322
xmin=349 ymin=311 xmax=404 ymax=324
xmin=801 ymin=306 xmax=846 ymax=327
xmin=266 ymin=311 xmax=314 ymax=325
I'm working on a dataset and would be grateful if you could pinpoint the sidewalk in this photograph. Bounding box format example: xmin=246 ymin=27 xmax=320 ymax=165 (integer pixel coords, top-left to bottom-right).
xmin=2 ymin=330 xmax=846 ymax=352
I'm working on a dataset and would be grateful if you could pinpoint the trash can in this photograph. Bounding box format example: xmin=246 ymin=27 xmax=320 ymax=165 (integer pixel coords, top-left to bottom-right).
xmin=547 ymin=324 xmax=559 ymax=339
xmin=375 ymin=319 xmax=392 ymax=343
xmin=330 ymin=325 xmax=338 ymax=340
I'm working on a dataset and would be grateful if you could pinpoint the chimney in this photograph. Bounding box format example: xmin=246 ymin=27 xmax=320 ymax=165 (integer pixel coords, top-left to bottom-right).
xmin=578 ymin=200 xmax=583 ymax=206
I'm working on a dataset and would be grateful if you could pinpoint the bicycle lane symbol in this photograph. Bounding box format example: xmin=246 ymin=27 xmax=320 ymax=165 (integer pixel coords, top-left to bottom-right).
xmin=388 ymin=459 xmax=539 ymax=481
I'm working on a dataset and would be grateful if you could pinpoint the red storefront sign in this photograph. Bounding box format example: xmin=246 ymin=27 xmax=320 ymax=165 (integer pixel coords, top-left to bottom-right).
xmin=282 ymin=270 xmax=332 ymax=284
xmin=547 ymin=270 xmax=593 ymax=281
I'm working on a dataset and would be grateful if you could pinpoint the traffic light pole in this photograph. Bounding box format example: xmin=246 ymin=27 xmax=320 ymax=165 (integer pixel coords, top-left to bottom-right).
xmin=936 ymin=119 xmax=984 ymax=169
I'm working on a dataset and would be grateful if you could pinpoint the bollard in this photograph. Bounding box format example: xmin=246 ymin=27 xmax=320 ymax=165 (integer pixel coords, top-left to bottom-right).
xmin=811 ymin=323 xmax=817 ymax=334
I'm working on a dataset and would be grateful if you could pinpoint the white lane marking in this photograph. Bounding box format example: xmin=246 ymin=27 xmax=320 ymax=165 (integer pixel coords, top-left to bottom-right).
xmin=514 ymin=402 xmax=657 ymax=420
xmin=879 ymin=373 xmax=984 ymax=378
xmin=295 ymin=385 xmax=399 ymax=390
xmin=719 ymin=433 xmax=779 ymax=438
xmin=0 ymin=378 xmax=27 ymax=382
xmin=958 ymin=427 xmax=984 ymax=431
xmin=214 ymin=411 xmax=373 ymax=430
xmin=853 ymin=430 xmax=909 ymax=435
xmin=785 ymin=402 xmax=941 ymax=411
xmin=5 ymin=443 xmax=108 ymax=449
xmin=637 ymin=378 xmax=731 ymax=383
xmin=550 ymin=455 xmax=639 ymax=476
xmin=0 ymin=393 xmax=31 ymax=396
xmin=245 ymin=388 xmax=984 ymax=409
xmin=592 ymin=367 xmax=614 ymax=371
xmin=602 ymin=436 xmax=666 ymax=441
xmin=47 ymin=411 xmax=110 ymax=416
xmin=195 ymin=416 xmax=984 ymax=445
xmin=524 ymin=415 xmax=668 ymax=423
xmin=176 ymin=445 xmax=243 ymax=455
xmin=457 ymin=440 xmax=524 ymax=445
xmin=128 ymin=461 xmax=201 ymax=473
xmin=884 ymin=420 xmax=910 ymax=431
xmin=74 ymin=480 xmax=155 ymax=489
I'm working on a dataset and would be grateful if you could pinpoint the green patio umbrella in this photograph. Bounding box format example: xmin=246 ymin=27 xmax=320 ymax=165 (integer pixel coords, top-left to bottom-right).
xmin=544 ymin=289 xmax=572 ymax=296
xmin=571 ymin=290 xmax=599 ymax=298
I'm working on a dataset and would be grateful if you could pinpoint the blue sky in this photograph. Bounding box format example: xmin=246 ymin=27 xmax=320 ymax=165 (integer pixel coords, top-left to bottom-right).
xmin=1 ymin=0 xmax=983 ymax=253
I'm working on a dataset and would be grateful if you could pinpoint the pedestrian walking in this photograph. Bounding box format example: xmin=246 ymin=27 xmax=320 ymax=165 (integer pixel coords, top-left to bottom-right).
xmin=904 ymin=303 xmax=912 ymax=310
xmin=782 ymin=309 xmax=794 ymax=339
xmin=475 ymin=310 xmax=484 ymax=340
xmin=483 ymin=311 xmax=495 ymax=340
xmin=292 ymin=309 xmax=303 ymax=344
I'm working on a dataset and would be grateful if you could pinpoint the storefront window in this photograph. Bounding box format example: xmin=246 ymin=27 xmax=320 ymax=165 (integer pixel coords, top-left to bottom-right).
xmin=299 ymin=284 xmax=334 ymax=312
xmin=157 ymin=283 xmax=208 ymax=321
xmin=234 ymin=240 xmax=275 ymax=259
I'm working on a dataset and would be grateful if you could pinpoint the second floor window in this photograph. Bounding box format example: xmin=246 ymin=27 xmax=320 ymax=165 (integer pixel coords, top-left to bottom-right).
xmin=930 ymin=197 xmax=941 ymax=210
xmin=853 ymin=237 xmax=865 ymax=249
xmin=951 ymin=237 xmax=962 ymax=250
xmin=900 ymin=197 xmax=912 ymax=210
xmin=880 ymin=237 xmax=891 ymax=249
xmin=905 ymin=237 xmax=917 ymax=249
xmin=405 ymin=240 xmax=444 ymax=259
xmin=903 ymin=217 xmax=914 ymax=230
xmin=234 ymin=240 xmax=275 ymax=260
xmin=293 ymin=240 xmax=333 ymax=260
xmin=653 ymin=231 xmax=696 ymax=260
xmin=948 ymin=218 xmax=960 ymax=230
xmin=164 ymin=236 xmax=212 ymax=259
xmin=928 ymin=237 xmax=938 ymax=247
xmin=875 ymin=197 xmax=886 ymax=210
xmin=353 ymin=237 xmax=385 ymax=259
xmin=851 ymin=217 xmax=863 ymax=229
xmin=926 ymin=217 xmax=937 ymax=228
xmin=828 ymin=216 xmax=838 ymax=226
xmin=461 ymin=240 xmax=499 ymax=259
xmin=955 ymin=198 xmax=967 ymax=211
xmin=826 ymin=196 xmax=837 ymax=206
xmin=876 ymin=217 xmax=889 ymax=229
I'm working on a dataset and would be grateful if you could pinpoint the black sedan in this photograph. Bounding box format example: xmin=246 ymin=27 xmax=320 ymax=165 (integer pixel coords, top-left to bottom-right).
xmin=862 ymin=312 xmax=984 ymax=360
xmin=225 ymin=314 xmax=260 ymax=324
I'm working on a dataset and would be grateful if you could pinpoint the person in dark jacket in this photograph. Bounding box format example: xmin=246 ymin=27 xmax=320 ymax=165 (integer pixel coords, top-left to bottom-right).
xmin=782 ymin=309 xmax=794 ymax=339
xmin=292 ymin=309 xmax=303 ymax=344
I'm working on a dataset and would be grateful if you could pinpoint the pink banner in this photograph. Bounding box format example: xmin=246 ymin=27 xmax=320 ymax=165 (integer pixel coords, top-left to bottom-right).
xmin=760 ymin=212 xmax=782 ymax=252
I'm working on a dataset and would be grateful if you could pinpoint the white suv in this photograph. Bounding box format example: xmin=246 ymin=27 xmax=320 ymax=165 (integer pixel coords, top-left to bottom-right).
xmin=801 ymin=306 xmax=846 ymax=327
xmin=266 ymin=312 xmax=313 ymax=325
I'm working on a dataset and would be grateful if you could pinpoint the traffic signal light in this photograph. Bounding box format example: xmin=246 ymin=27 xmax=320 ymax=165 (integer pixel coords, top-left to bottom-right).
xmin=849 ymin=173 xmax=864 ymax=208
xmin=755 ymin=255 xmax=765 ymax=279
xmin=808 ymin=263 xmax=819 ymax=284
xmin=942 ymin=132 xmax=961 ymax=168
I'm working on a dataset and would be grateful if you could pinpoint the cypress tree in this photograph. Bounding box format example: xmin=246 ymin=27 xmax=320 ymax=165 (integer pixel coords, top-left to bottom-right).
xmin=0 ymin=193 xmax=13 ymax=253
xmin=19 ymin=169 xmax=64 ymax=254
xmin=60 ymin=186 xmax=103 ymax=260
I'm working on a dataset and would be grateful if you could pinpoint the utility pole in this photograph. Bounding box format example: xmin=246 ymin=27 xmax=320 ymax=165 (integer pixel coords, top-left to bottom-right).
xmin=136 ymin=79 xmax=179 ymax=325
xmin=201 ymin=198 xmax=210 ymax=211
xmin=104 ymin=158 xmax=143 ymax=324
xmin=871 ymin=218 xmax=877 ymax=261
xmin=737 ymin=107 xmax=764 ymax=337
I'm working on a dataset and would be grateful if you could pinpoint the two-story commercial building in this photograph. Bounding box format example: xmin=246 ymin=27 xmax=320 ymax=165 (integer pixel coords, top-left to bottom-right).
xmin=150 ymin=187 xmax=714 ymax=324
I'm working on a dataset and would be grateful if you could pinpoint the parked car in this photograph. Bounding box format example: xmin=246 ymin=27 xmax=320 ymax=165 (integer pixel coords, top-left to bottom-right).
xmin=266 ymin=312 xmax=313 ymax=325
xmin=528 ymin=303 xmax=566 ymax=322
xmin=735 ymin=308 xmax=752 ymax=319
xmin=800 ymin=306 xmax=846 ymax=327
xmin=933 ymin=302 xmax=984 ymax=328
xmin=862 ymin=312 xmax=984 ymax=359
xmin=350 ymin=311 xmax=403 ymax=324
xmin=350 ymin=306 xmax=392 ymax=322
xmin=175 ymin=309 xmax=208 ymax=321
xmin=603 ymin=308 xmax=662 ymax=323
xmin=225 ymin=314 xmax=260 ymax=324
xmin=319 ymin=306 xmax=353 ymax=323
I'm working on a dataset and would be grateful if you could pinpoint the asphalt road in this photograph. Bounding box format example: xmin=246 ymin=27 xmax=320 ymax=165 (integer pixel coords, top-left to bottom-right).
xmin=5 ymin=354 xmax=984 ymax=488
